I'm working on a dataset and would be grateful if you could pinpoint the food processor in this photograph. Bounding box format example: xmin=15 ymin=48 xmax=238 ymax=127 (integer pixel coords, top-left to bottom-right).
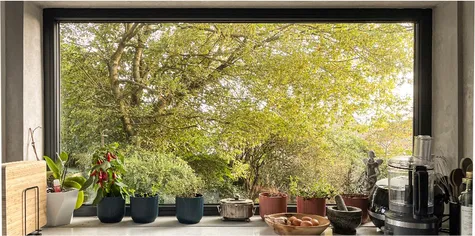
xmin=384 ymin=136 xmax=439 ymax=235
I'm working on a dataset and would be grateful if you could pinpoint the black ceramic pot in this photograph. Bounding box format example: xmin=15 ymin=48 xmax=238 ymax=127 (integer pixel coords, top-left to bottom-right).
xmin=130 ymin=195 xmax=159 ymax=223
xmin=176 ymin=194 xmax=204 ymax=224
xmin=368 ymin=178 xmax=389 ymax=229
xmin=97 ymin=197 xmax=125 ymax=223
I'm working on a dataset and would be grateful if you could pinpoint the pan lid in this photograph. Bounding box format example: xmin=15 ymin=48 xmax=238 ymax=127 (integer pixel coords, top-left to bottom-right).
xmin=220 ymin=195 xmax=253 ymax=204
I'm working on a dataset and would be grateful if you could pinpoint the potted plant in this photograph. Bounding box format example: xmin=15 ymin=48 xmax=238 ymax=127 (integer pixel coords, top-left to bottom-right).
xmin=123 ymin=155 xmax=163 ymax=223
xmin=258 ymin=188 xmax=288 ymax=220
xmin=341 ymin=173 xmax=370 ymax=223
xmin=81 ymin=143 xmax=128 ymax=223
xmin=44 ymin=152 xmax=86 ymax=226
xmin=289 ymin=176 xmax=335 ymax=216
xmin=164 ymin=157 xmax=204 ymax=224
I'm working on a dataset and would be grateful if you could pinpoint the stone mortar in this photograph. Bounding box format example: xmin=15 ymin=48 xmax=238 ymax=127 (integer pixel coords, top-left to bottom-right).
xmin=326 ymin=206 xmax=362 ymax=235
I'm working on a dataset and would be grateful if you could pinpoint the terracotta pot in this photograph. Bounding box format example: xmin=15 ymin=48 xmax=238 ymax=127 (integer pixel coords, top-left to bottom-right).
xmin=258 ymin=192 xmax=287 ymax=220
xmin=296 ymin=196 xmax=326 ymax=216
xmin=341 ymin=194 xmax=369 ymax=223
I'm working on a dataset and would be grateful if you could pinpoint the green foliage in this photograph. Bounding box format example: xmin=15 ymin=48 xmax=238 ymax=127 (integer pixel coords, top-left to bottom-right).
xmin=122 ymin=157 xmax=160 ymax=197
xmin=289 ymin=176 xmax=336 ymax=199
xmin=44 ymin=152 xmax=86 ymax=209
xmin=60 ymin=22 xmax=414 ymax=202
xmin=81 ymin=143 xmax=128 ymax=204
xmin=161 ymin=157 xmax=204 ymax=198
xmin=121 ymin=146 xmax=204 ymax=198
xmin=121 ymin=149 xmax=170 ymax=197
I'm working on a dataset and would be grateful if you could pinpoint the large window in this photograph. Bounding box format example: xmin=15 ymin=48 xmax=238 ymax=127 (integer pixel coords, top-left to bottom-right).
xmin=45 ymin=9 xmax=432 ymax=209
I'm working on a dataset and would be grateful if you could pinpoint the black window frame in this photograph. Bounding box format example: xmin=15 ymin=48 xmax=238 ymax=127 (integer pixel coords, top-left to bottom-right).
xmin=43 ymin=8 xmax=432 ymax=217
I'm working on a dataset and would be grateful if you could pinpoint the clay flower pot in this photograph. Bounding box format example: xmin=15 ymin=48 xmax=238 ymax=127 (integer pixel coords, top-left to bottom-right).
xmin=296 ymin=196 xmax=327 ymax=216
xmin=341 ymin=194 xmax=369 ymax=223
xmin=259 ymin=192 xmax=288 ymax=220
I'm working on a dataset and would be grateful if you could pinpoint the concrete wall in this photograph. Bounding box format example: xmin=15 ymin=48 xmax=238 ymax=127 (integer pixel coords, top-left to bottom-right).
xmin=4 ymin=2 xmax=25 ymax=163
xmin=432 ymin=1 xmax=474 ymax=169
xmin=3 ymin=2 xmax=43 ymax=162
xmin=0 ymin=2 xmax=4 ymax=163
xmin=23 ymin=2 xmax=43 ymax=161
xmin=461 ymin=1 xmax=474 ymax=161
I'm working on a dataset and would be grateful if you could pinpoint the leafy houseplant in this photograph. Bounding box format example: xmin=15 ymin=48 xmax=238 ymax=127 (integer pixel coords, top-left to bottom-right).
xmin=44 ymin=152 xmax=86 ymax=226
xmin=81 ymin=143 xmax=128 ymax=223
xmin=289 ymin=176 xmax=335 ymax=216
xmin=258 ymin=187 xmax=288 ymax=220
xmin=123 ymin=151 xmax=164 ymax=223
xmin=164 ymin=157 xmax=204 ymax=224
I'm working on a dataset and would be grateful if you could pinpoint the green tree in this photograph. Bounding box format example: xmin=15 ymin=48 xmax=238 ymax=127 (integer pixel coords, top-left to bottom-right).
xmin=60 ymin=22 xmax=414 ymax=198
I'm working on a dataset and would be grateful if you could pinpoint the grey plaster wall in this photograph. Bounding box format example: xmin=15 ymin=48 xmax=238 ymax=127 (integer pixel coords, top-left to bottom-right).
xmin=2 ymin=2 xmax=43 ymax=162
xmin=4 ymin=2 xmax=24 ymax=163
xmin=432 ymin=1 xmax=474 ymax=170
xmin=461 ymin=1 xmax=474 ymax=160
xmin=0 ymin=2 xmax=4 ymax=163
xmin=23 ymin=2 xmax=43 ymax=161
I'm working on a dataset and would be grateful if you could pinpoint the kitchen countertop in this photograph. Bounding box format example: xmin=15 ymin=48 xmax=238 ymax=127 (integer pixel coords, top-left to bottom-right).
xmin=41 ymin=216 xmax=382 ymax=235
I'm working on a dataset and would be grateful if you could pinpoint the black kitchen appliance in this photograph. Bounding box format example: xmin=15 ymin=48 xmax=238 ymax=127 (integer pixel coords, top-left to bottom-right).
xmin=369 ymin=178 xmax=445 ymax=232
xmin=384 ymin=136 xmax=438 ymax=235
xmin=369 ymin=178 xmax=389 ymax=230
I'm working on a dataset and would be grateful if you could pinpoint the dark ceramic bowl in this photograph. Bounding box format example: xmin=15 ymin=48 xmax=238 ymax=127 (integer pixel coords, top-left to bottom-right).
xmin=326 ymin=206 xmax=362 ymax=235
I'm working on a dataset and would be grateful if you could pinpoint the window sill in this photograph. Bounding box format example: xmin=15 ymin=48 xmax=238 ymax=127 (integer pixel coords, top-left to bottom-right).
xmin=41 ymin=216 xmax=379 ymax=235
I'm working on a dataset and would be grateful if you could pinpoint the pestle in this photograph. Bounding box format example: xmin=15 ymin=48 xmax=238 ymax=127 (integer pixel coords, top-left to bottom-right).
xmin=335 ymin=195 xmax=348 ymax=211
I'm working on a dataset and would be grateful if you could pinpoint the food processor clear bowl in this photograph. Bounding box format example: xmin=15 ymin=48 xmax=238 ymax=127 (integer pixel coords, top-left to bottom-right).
xmin=387 ymin=156 xmax=434 ymax=215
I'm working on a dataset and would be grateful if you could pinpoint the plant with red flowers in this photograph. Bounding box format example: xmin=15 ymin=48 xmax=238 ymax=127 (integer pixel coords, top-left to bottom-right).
xmin=81 ymin=143 xmax=128 ymax=204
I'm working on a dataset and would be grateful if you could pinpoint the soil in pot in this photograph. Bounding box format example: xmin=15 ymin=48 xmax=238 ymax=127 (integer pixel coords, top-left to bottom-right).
xmin=97 ymin=197 xmax=125 ymax=223
xmin=130 ymin=195 xmax=159 ymax=223
xmin=258 ymin=192 xmax=288 ymax=219
xmin=296 ymin=196 xmax=326 ymax=216
xmin=341 ymin=194 xmax=369 ymax=223
xmin=176 ymin=194 xmax=204 ymax=224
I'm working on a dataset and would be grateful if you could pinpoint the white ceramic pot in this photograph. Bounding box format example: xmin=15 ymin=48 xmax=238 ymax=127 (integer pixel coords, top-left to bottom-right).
xmin=46 ymin=189 xmax=78 ymax=226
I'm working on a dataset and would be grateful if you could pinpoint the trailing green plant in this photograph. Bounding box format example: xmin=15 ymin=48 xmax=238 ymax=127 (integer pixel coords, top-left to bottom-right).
xmin=289 ymin=176 xmax=336 ymax=199
xmin=81 ymin=143 xmax=128 ymax=204
xmin=44 ymin=152 xmax=86 ymax=209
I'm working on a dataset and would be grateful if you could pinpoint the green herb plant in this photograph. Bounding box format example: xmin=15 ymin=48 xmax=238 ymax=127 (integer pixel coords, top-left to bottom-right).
xmin=163 ymin=155 xmax=204 ymax=198
xmin=44 ymin=152 xmax=87 ymax=209
xmin=81 ymin=143 xmax=128 ymax=204
xmin=123 ymin=153 xmax=163 ymax=198
xmin=289 ymin=176 xmax=336 ymax=199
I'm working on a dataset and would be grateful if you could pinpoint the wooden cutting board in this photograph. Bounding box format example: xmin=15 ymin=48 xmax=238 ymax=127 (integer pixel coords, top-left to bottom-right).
xmin=2 ymin=161 xmax=47 ymax=236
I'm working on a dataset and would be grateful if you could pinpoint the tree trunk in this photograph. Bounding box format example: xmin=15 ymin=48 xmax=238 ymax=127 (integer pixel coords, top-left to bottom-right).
xmin=108 ymin=23 xmax=142 ymax=140
xmin=131 ymin=41 xmax=144 ymax=106
xmin=131 ymin=25 xmax=152 ymax=106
